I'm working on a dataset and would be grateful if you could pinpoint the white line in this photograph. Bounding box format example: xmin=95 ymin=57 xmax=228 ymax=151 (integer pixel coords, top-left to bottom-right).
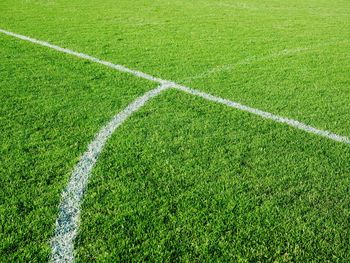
xmin=1 ymin=28 xmax=349 ymax=145
xmin=174 ymin=85 xmax=350 ymax=144
xmin=50 ymin=84 xmax=171 ymax=262
xmin=0 ymin=29 xmax=168 ymax=85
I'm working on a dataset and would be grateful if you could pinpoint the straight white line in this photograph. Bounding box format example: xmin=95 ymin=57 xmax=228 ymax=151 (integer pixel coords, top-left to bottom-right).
xmin=1 ymin=28 xmax=349 ymax=144
xmin=50 ymin=84 xmax=171 ymax=263
xmin=0 ymin=29 xmax=350 ymax=144
xmin=2 ymin=29 xmax=349 ymax=144
xmin=0 ymin=29 xmax=168 ymax=85
xmin=174 ymin=85 xmax=350 ymax=144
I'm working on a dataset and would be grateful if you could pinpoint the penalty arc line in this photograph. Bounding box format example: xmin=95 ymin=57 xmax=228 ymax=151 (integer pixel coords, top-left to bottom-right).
xmin=1 ymin=28 xmax=349 ymax=145
xmin=50 ymin=84 xmax=172 ymax=262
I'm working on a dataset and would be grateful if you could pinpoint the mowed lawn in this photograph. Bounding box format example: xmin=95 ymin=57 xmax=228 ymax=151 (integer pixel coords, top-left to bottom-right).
xmin=1 ymin=0 xmax=350 ymax=261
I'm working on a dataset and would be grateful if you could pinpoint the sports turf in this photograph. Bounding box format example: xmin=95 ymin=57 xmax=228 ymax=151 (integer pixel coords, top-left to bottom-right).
xmin=1 ymin=0 xmax=349 ymax=261
xmin=1 ymin=0 xmax=349 ymax=134
xmin=0 ymin=36 xmax=155 ymax=261
xmin=77 ymin=90 xmax=350 ymax=262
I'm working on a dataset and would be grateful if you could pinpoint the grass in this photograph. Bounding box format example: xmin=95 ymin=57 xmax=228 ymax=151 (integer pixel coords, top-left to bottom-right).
xmin=1 ymin=0 xmax=349 ymax=261
xmin=1 ymin=0 xmax=349 ymax=134
xmin=0 ymin=36 xmax=155 ymax=261
xmin=77 ymin=90 xmax=350 ymax=262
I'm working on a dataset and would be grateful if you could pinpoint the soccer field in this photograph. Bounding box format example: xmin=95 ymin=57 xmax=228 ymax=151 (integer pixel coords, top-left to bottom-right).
xmin=1 ymin=0 xmax=350 ymax=261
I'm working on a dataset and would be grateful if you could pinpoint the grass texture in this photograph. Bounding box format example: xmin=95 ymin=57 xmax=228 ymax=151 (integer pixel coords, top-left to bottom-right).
xmin=0 ymin=0 xmax=349 ymax=261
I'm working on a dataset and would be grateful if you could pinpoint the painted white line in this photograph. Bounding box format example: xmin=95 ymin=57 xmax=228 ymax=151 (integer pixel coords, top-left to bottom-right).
xmin=2 ymin=29 xmax=347 ymax=144
xmin=50 ymin=84 xmax=171 ymax=262
xmin=0 ymin=29 xmax=168 ymax=85
xmin=1 ymin=29 xmax=349 ymax=144
xmin=174 ymin=85 xmax=350 ymax=144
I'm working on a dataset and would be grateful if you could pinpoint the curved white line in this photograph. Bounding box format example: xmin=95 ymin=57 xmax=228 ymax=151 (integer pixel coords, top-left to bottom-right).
xmin=50 ymin=84 xmax=171 ymax=262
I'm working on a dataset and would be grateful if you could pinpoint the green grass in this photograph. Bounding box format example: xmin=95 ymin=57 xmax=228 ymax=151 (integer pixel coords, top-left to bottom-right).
xmin=0 ymin=36 xmax=155 ymax=261
xmin=1 ymin=0 xmax=350 ymax=261
xmin=1 ymin=0 xmax=349 ymax=134
xmin=76 ymin=90 xmax=350 ymax=262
